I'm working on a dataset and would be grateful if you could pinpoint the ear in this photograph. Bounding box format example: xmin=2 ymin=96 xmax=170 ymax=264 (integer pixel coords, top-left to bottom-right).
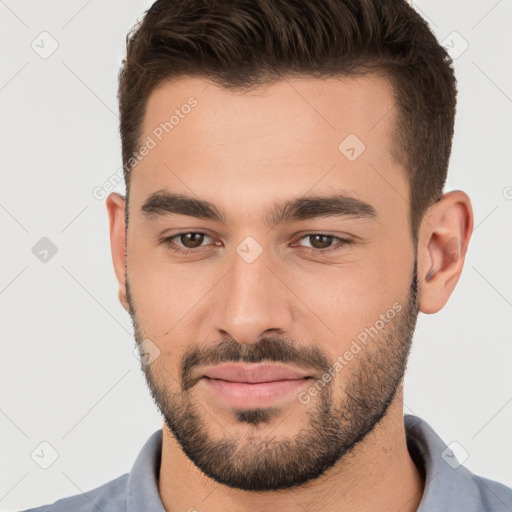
xmin=106 ymin=192 xmax=129 ymax=312
xmin=417 ymin=190 xmax=474 ymax=314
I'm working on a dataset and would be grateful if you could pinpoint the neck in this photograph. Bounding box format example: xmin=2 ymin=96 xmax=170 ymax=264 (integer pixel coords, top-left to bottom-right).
xmin=159 ymin=385 xmax=425 ymax=512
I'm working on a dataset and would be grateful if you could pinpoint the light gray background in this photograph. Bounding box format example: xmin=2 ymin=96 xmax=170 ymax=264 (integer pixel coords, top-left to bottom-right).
xmin=1 ymin=1 xmax=511 ymax=510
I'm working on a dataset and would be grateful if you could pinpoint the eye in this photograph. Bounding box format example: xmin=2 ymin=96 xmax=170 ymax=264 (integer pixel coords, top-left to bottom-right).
xmin=160 ymin=231 xmax=353 ymax=256
xmin=160 ymin=231 xmax=214 ymax=255
xmin=294 ymin=233 xmax=352 ymax=253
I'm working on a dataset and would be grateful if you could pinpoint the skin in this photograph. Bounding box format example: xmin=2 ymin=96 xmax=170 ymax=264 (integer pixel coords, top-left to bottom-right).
xmin=106 ymin=75 xmax=473 ymax=511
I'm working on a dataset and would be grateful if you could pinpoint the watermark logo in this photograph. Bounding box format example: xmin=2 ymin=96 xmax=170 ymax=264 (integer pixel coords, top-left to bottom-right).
xmin=134 ymin=339 xmax=161 ymax=366
xmin=441 ymin=31 xmax=469 ymax=60
xmin=441 ymin=441 xmax=469 ymax=469
xmin=338 ymin=133 xmax=366 ymax=161
xmin=32 ymin=237 xmax=58 ymax=263
xmin=236 ymin=236 xmax=264 ymax=264
xmin=31 ymin=441 xmax=59 ymax=469
xmin=31 ymin=31 xmax=59 ymax=59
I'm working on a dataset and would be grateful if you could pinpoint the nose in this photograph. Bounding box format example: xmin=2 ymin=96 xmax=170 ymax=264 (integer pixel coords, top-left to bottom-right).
xmin=211 ymin=246 xmax=294 ymax=345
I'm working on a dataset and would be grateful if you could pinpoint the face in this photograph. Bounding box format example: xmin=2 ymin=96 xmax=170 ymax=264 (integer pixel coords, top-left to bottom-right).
xmin=121 ymin=75 xmax=419 ymax=491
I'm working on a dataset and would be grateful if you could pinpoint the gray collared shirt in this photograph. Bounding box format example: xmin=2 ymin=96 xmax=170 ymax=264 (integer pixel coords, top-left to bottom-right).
xmin=19 ymin=414 xmax=512 ymax=511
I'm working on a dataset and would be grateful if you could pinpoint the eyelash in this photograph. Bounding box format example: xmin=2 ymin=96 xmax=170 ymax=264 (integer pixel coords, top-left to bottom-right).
xmin=160 ymin=231 xmax=353 ymax=256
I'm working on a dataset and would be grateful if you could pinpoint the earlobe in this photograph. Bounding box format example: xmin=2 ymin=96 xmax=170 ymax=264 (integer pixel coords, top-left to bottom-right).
xmin=118 ymin=288 xmax=130 ymax=313
xmin=105 ymin=192 xmax=129 ymax=312
xmin=417 ymin=191 xmax=474 ymax=314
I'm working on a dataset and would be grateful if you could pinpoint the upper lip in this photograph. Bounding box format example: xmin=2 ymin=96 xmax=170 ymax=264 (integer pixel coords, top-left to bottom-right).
xmin=201 ymin=363 xmax=312 ymax=383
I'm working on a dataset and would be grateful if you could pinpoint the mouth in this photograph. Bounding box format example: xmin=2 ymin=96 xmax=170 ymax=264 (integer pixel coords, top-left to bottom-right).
xmin=199 ymin=362 xmax=315 ymax=409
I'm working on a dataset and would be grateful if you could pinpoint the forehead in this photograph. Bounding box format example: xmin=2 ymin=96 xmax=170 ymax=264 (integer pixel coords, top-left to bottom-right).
xmin=129 ymin=74 xmax=407 ymax=225
xmin=141 ymin=74 xmax=398 ymax=155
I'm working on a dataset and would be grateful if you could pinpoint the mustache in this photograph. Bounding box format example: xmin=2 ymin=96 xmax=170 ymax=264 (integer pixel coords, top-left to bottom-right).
xmin=180 ymin=337 xmax=331 ymax=391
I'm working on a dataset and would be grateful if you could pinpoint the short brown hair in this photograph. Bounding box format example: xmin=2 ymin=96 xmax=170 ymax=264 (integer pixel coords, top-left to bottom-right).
xmin=117 ymin=0 xmax=456 ymax=237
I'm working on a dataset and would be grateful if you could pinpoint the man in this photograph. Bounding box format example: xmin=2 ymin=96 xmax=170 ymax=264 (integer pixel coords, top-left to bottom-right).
xmin=20 ymin=0 xmax=512 ymax=510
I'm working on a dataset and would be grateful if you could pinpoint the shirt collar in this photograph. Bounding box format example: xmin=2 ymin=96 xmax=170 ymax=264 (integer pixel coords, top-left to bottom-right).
xmin=404 ymin=414 xmax=487 ymax=512
xmin=126 ymin=428 xmax=165 ymax=512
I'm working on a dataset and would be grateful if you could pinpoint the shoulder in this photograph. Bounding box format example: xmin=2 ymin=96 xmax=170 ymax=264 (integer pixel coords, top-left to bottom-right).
xmin=471 ymin=473 xmax=512 ymax=511
xmin=17 ymin=473 xmax=129 ymax=512
xmin=404 ymin=414 xmax=512 ymax=511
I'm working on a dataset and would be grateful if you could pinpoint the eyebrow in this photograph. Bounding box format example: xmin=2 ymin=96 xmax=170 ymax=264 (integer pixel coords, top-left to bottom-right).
xmin=141 ymin=189 xmax=377 ymax=226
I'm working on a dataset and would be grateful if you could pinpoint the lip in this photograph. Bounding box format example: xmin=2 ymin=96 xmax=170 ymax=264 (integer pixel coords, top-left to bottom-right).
xmin=199 ymin=363 xmax=314 ymax=409
xmin=202 ymin=362 xmax=312 ymax=383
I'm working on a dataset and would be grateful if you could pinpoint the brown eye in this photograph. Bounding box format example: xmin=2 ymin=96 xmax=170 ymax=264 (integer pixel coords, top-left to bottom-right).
xmin=160 ymin=231 xmax=213 ymax=254
xmin=306 ymin=234 xmax=334 ymax=249
xmin=178 ymin=232 xmax=206 ymax=249
xmin=295 ymin=233 xmax=352 ymax=253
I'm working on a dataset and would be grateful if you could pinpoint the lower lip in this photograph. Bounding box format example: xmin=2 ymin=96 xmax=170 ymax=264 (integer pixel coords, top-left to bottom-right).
xmin=202 ymin=377 xmax=313 ymax=408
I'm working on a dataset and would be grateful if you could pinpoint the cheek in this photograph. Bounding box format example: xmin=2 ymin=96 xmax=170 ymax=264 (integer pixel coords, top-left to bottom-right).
xmin=292 ymin=244 xmax=413 ymax=357
xmin=128 ymin=238 xmax=196 ymax=310
xmin=127 ymin=244 xmax=221 ymax=354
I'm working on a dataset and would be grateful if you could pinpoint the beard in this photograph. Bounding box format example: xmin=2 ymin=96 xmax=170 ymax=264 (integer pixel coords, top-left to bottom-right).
xmin=125 ymin=259 xmax=419 ymax=491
